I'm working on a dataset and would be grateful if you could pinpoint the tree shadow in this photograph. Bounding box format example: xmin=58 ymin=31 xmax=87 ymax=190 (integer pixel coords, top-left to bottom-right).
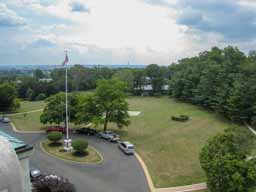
xmin=72 ymin=151 xmax=89 ymax=157
xmin=48 ymin=142 xmax=62 ymax=147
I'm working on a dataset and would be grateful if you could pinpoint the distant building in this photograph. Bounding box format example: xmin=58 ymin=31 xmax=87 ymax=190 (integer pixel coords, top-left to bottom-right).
xmin=0 ymin=131 xmax=34 ymax=192
xmin=134 ymin=84 xmax=169 ymax=95
xmin=39 ymin=78 xmax=53 ymax=83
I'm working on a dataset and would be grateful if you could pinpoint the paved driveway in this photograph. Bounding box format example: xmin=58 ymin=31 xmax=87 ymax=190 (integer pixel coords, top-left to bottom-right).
xmin=0 ymin=122 xmax=150 ymax=192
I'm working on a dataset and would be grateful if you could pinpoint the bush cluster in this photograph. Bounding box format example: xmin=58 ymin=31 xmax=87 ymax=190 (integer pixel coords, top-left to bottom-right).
xmin=47 ymin=131 xmax=63 ymax=143
xmin=32 ymin=175 xmax=76 ymax=192
xmin=172 ymin=115 xmax=189 ymax=122
xmin=72 ymin=139 xmax=88 ymax=154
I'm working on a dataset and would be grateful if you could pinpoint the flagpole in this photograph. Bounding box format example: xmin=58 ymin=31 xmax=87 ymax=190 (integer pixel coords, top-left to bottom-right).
xmin=64 ymin=51 xmax=72 ymax=151
xmin=65 ymin=65 xmax=69 ymax=139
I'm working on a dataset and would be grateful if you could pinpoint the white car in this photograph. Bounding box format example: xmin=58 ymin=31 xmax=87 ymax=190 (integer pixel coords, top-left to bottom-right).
xmin=2 ymin=117 xmax=10 ymax=123
xmin=118 ymin=141 xmax=135 ymax=155
xmin=30 ymin=169 xmax=42 ymax=182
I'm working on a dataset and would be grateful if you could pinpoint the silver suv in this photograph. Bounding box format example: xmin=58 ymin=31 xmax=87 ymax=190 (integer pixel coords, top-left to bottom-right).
xmin=118 ymin=141 xmax=135 ymax=155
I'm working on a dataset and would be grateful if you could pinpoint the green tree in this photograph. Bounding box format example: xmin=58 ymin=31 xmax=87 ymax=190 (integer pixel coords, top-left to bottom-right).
xmin=26 ymin=88 xmax=35 ymax=101
xmin=0 ymin=83 xmax=20 ymax=115
xmin=76 ymin=79 xmax=130 ymax=131
xmin=69 ymin=65 xmax=91 ymax=91
xmin=113 ymin=69 xmax=134 ymax=92
xmin=75 ymin=93 xmax=102 ymax=126
xmin=170 ymin=46 xmax=256 ymax=124
xmin=47 ymin=131 xmax=63 ymax=144
xmin=95 ymin=79 xmax=130 ymax=131
xmin=40 ymin=93 xmax=79 ymax=125
xmin=133 ymin=69 xmax=146 ymax=95
xmin=200 ymin=127 xmax=256 ymax=192
xmin=33 ymin=69 xmax=44 ymax=80
xmin=145 ymin=64 xmax=164 ymax=95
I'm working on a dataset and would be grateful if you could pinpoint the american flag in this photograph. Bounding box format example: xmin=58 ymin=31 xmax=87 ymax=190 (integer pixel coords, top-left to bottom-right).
xmin=62 ymin=51 xmax=69 ymax=66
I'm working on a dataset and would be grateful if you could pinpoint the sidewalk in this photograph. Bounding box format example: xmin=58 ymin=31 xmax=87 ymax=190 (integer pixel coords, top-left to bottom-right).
xmin=157 ymin=183 xmax=207 ymax=192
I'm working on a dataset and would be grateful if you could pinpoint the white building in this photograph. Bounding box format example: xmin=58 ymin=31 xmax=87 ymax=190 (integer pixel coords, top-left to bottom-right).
xmin=39 ymin=78 xmax=53 ymax=83
xmin=0 ymin=131 xmax=34 ymax=192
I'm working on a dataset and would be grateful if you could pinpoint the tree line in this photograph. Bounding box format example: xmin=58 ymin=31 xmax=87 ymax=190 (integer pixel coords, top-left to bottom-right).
xmin=0 ymin=64 xmax=171 ymax=101
xmin=170 ymin=46 xmax=256 ymax=126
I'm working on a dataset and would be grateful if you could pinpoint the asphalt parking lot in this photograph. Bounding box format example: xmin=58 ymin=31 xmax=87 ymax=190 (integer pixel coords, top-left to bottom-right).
xmin=0 ymin=122 xmax=150 ymax=192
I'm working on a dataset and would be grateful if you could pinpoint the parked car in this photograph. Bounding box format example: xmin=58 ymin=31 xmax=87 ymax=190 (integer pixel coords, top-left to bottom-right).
xmin=46 ymin=126 xmax=71 ymax=134
xmin=98 ymin=131 xmax=120 ymax=142
xmin=2 ymin=117 xmax=10 ymax=123
xmin=30 ymin=168 xmax=42 ymax=182
xmin=118 ymin=141 xmax=135 ymax=155
xmin=76 ymin=128 xmax=98 ymax=136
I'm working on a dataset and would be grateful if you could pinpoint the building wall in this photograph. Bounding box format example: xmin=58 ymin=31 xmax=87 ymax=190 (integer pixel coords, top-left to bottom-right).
xmin=18 ymin=155 xmax=33 ymax=192
xmin=0 ymin=137 xmax=25 ymax=192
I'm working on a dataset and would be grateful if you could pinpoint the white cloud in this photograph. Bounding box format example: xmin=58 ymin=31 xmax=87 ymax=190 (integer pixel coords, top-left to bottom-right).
xmin=2 ymin=0 xmax=256 ymax=65
xmin=0 ymin=3 xmax=26 ymax=27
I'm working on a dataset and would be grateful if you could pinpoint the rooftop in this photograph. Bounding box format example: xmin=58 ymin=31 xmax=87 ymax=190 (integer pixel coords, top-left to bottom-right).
xmin=0 ymin=131 xmax=31 ymax=154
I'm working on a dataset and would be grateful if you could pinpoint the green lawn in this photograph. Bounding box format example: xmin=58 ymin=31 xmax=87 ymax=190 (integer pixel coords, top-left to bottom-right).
xmin=11 ymin=111 xmax=47 ymax=131
xmin=18 ymin=100 xmax=45 ymax=112
xmin=11 ymin=96 xmax=247 ymax=188
xmin=108 ymin=96 xmax=242 ymax=187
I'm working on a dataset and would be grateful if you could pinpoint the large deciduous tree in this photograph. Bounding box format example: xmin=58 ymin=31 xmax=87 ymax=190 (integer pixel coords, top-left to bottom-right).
xmin=200 ymin=127 xmax=256 ymax=192
xmin=76 ymin=79 xmax=130 ymax=131
xmin=0 ymin=83 xmax=20 ymax=114
xmin=95 ymin=79 xmax=130 ymax=130
xmin=75 ymin=93 xmax=102 ymax=126
xmin=40 ymin=93 xmax=79 ymax=125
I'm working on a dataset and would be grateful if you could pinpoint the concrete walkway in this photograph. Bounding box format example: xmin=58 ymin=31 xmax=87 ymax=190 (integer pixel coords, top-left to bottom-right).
xmin=245 ymin=123 xmax=256 ymax=136
xmin=157 ymin=183 xmax=207 ymax=192
xmin=7 ymin=109 xmax=43 ymax=116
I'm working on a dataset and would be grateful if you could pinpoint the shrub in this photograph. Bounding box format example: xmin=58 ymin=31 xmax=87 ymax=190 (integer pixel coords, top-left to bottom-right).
xmin=47 ymin=131 xmax=63 ymax=144
xmin=172 ymin=115 xmax=189 ymax=122
xmin=251 ymin=116 xmax=256 ymax=128
xmin=36 ymin=93 xmax=47 ymax=101
xmin=32 ymin=175 xmax=76 ymax=192
xmin=72 ymin=139 xmax=88 ymax=154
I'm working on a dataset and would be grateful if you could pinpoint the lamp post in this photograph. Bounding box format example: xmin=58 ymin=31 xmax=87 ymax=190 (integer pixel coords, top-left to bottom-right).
xmin=63 ymin=51 xmax=72 ymax=151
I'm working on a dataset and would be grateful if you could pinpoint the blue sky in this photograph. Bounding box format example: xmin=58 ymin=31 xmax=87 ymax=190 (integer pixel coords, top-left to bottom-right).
xmin=0 ymin=0 xmax=255 ymax=65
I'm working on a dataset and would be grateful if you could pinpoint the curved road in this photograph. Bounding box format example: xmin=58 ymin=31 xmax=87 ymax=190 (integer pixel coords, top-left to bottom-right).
xmin=1 ymin=122 xmax=150 ymax=192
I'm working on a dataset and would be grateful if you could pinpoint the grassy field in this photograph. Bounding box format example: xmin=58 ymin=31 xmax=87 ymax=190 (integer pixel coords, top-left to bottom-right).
xmin=108 ymin=96 xmax=242 ymax=187
xmin=11 ymin=111 xmax=47 ymax=131
xmin=10 ymin=96 xmax=246 ymax=188
xmin=18 ymin=100 xmax=45 ymax=112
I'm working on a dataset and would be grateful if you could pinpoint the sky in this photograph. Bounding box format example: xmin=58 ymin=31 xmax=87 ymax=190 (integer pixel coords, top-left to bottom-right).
xmin=0 ymin=0 xmax=255 ymax=65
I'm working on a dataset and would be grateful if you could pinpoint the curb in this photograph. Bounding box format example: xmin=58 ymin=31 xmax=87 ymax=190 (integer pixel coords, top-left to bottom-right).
xmin=40 ymin=141 xmax=104 ymax=165
xmin=10 ymin=122 xmax=44 ymax=134
xmin=135 ymin=152 xmax=156 ymax=192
